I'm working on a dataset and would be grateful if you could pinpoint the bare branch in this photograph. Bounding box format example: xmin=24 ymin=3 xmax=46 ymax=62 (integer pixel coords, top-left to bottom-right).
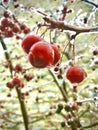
xmin=43 ymin=17 xmax=98 ymax=33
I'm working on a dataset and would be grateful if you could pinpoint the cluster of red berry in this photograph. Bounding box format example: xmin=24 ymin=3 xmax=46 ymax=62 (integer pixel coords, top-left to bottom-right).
xmin=0 ymin=11 xmax=30 ymax=38
xmin=6 ymin=64 xmax=34 ymax=89
xmin=21 ymin=34 xmax=87 ymax=84
xmin=6 ymin=76 xmax=24 ymax=89
xmin=21 ymin=34 xmax=61 ymax=68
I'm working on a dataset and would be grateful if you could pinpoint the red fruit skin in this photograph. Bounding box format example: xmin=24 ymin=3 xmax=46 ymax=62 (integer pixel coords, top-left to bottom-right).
xmin=24 ymin=74 xmax=34 ymax=81
xmin=6 ymin=81 xmax=13 ymax=89
xmin=12 ymin=24 xmax=20 ymax=33
xmin=5 ymin=30 xmax=14 ymax=37
xmin=21 ymin=35 xmax=42 ymax=54
xmin=1 ymin=18 xmax=10 ymax=27
xmin=66 ymin=66 xmax=87 ymax=83
xmin=20 ymin=24 xmax=27 ymax=30
xmin=14 ymin=64 xmax=22 ymax=72
xmin=28 ymin=41 xmax=54 ymax=68
xmin=4 ymin=11 xmax=10 ymax=18
xmin=51 ymin=45 xmax=61 ymax=65
xmin=12 ymin=77 xmax=21 ymax=85
xmin=24 ymin=27 xmax=31 ymax=34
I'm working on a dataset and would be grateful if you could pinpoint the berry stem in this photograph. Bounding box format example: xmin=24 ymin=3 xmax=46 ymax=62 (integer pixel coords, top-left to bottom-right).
xmin=49 ymin=69 xmax=68 ymax=102
xmin=0 ymin=36 xmax=29 ymax=130
xmin=82 ymin=122 xmax=98 ymax=129
xmin=72 ymin=41 xmax=76 ymax=65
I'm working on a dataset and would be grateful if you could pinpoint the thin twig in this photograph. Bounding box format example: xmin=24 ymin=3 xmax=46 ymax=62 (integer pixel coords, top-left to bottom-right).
xmin=81 ymin=122 xmax=98 ymax=129
xmin=48 ymin=69 xmax=68 ymax=102
xmin=0 ymin=36 xmax=29 ymax=130
xmin=81 ymin=0 xmax=98 ymax=8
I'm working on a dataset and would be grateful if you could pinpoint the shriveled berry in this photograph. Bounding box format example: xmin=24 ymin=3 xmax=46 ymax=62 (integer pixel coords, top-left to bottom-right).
xmin=14 ymin=3 xmax=19 ymax=8
xmin=7 ymin=93 xmax=12 ymax=97
xmin=71 ymin=102 xmax=78 ymax=111
xmin=58 ymin=103 xmax=63 ymax=110
xmin=64 ymin=104 xmax=71 ymax=112
xmin=24 ymin=74 xmax=34 ymax=81
xmin=66 ymin=66 xmax=87 ymax=83
xmin=61 ymin=122 xmax=65 ymax=127
xmin=14 ymin=64 xmax=22 ymax=72
xmin=3 ymin=11 xmax=10 ymax=18
xmin=55 ymin=108 xmax=61 ymax=114
xmin=93 ymin=50 xmax=98 ymax=55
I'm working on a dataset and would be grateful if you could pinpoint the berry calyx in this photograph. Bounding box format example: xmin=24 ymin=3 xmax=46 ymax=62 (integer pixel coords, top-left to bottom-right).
xmin=51 ymin=44 xmax=61 ymax=65
xmin=66 ymin=66 xmax=87 ymax=83
xmin=28 ymin=41 xmax=54 ymax=68
xmin=21 ymin=34 xmax=43 ymax=54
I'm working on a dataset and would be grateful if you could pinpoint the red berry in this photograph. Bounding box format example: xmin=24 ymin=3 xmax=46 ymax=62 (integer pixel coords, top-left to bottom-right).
xmin=20 ymin=82 xmax=24 ymax=88
xmin=7 ymin=93 xmax=12 ymax=97
xmin=28 ymin=41 xmax=54 ymax=68
xmin=3 ymin=11 xmax=10 ymax=18
xmin=5 ymin=29 xmax=14 ymax=37
xmin=25 ymin=91 xmax=29 ymax=96
xmin=24 ymin=74 xmax=34 ymax=81
xmin=51 ymin=44 xmax=61 ymax=65
xmin=14 ymin=64 xmax=22 ymax=72
xmin=93 ymin=50 xmax=98 ymax=55
xmin=21 ymin=34 xmax=43 ymax=54
xmin=12 ymin=76 xmax=21 ymax=86
xmin=1 ymin=18 xmax=10 ymax=27
xmin=6 ymin=81 xmax=13 ymax=88
xmin=66 ymin=66 xmax=87 ymax=83
xmin=12 ymin=24 xmax=20 ymax=33
xmin=0 ymin=25 xmax=5 ymax=31
xmin=14 ymin=3 xmax=19 ymax=8
xmin=16 ymin=35 xmax=22 ymax=39
xmin=20 ymin=23 xmax=27 ymax=30
xmin=24 ymin=27 xmax=31 ymax=34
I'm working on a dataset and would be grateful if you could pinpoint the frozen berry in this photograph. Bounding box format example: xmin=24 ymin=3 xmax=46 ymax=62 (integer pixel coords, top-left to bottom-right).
xmin=28 ymin=41 xmax=54 ymax=68
xmin=21 ymin=34 xmax=43 ymax=54
xmin=66 ymin=66 xmax=87 ymax=83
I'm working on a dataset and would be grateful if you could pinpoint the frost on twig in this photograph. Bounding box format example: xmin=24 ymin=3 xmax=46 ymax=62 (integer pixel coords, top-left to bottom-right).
xmin=43 ymin=16 xmax=98 ymax=34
